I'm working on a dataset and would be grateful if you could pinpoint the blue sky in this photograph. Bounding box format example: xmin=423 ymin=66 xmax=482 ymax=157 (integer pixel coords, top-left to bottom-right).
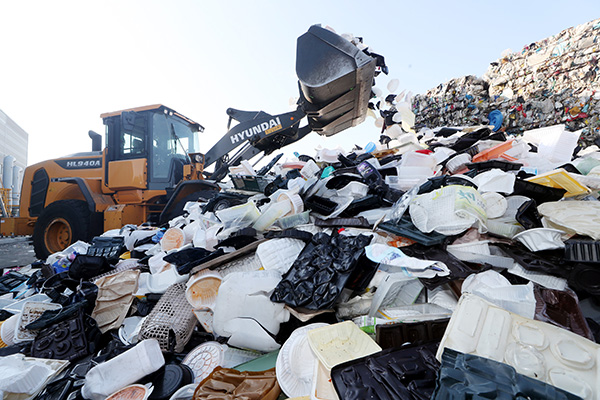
xmin=1 ymin=1 xmax=599 ymax=165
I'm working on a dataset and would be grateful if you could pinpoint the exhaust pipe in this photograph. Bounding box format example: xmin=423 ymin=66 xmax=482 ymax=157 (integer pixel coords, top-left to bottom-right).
xmin=89 ymin=130 xmax=102 ymax=152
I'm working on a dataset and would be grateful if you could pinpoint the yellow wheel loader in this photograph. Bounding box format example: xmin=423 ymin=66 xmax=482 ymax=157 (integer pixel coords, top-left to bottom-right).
xmin=0 ymin=25 xmax=387 ymax=259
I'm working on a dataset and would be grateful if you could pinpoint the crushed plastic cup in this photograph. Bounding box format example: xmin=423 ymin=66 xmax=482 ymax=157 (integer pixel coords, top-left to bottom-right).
xmin=513 ymin=228 xmax=565 ymax=252
xmin=485 ymin=220 xmax=524 ymax=239
xmin=185 ymin=270 xmax=222 ymax=309
xmin=82 ymin=339 xmax=165 ymax=400
xmin=118 ymin=316 xmax=145 ymax=345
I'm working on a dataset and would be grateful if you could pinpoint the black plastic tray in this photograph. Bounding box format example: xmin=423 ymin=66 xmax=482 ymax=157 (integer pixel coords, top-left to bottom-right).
xmin=565 ymin=240 xmax=600 ymax=263
xmin=378 ymin=217 xmax=447 ymax=246
xmin=432 ymin=348 xmax=583 ymax=400
xmin=331 ymin=341 xmax=440 ymax=400
xmin=305 ymin=195 xmax=338 ymax=215
xmin=32 ymin=311 xmax=100 ymax=362
xmin=376 ymin=318 xmax=450 ymax=349
xmin=86 ymin=236 xmax=125 ymax=263
xmin=465 ymin=159 xmax=523 ymax=172
xmin=315 ymin=217 xmax=371 ymax=228
xmin=512 ymin=179 xmax=566 ymax=204
xmin=270 ymin=232 xmax=373 ymax=310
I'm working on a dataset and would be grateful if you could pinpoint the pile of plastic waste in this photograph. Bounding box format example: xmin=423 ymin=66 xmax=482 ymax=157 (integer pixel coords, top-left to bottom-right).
xmin=412 ymin=17 xmax=600 ymax=146
xmin=1 ymin=115 xmax=600 ymax=400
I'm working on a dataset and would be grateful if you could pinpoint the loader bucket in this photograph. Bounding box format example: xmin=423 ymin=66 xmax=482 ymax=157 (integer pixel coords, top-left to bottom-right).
xmin=296 ymin=25 xmax=377 ymax=136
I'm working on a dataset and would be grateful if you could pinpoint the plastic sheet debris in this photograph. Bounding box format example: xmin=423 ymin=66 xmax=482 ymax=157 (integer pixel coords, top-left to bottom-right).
xmin=213 ymin=270 xmax=289 ymax=352
xmin=409 ymin=185 xmax=487 ymax=236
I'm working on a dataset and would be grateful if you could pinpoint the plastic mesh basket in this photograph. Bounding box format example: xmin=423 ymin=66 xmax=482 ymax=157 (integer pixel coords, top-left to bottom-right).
xmin=138 ymin=282 xmax=196 ymax=352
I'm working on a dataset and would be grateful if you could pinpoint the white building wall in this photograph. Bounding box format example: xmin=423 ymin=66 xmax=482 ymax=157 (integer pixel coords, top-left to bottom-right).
xmin=0 ymin=109 xmax=28 ymax=173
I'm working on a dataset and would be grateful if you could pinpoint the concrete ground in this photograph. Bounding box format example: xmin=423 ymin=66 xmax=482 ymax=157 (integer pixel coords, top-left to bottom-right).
xmin=0 ymin=236 xmax=37 ymax=268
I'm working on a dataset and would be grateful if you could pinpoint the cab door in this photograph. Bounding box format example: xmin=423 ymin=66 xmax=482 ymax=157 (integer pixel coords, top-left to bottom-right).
xmin=103 ymin=111 xmax=149 ymax=192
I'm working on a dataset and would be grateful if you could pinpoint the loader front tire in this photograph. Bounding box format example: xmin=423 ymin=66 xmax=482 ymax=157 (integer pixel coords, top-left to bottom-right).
xmin=33 ymin=200 xmax=92 ymax=260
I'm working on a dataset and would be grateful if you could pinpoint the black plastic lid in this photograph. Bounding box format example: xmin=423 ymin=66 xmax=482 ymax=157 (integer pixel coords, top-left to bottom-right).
xmin=149 ymin=364 xmax=192 ymax=400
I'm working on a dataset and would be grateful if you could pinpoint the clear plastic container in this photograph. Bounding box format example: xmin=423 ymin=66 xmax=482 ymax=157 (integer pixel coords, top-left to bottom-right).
xmin=215 ymin=201 xmax=260 ymax=225
xmin=277 ymin=211 xmax=311 ymax=229
xmin=253 ymin=201 xmax=292 ymax=231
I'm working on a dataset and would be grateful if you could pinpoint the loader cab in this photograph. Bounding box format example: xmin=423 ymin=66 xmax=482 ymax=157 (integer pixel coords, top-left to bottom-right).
xmin=101 ymin=105 xmax=203 ymax=191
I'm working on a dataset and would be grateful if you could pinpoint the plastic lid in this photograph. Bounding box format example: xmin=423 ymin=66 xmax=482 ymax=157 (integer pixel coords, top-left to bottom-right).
xmin=364 ymin=142 xmax=376 ymax=153
xmin=149 ymin=365 xmax=193 ymax=400
xmin=182 ymin=341 xmax=224 ymax=383
xmin=481 ymin=192 xmax=508 ymax=219
xmin=106 ymin=384 xmax=150 ymax=400
xmin=161 ymin=227 xmax=186 ymax=252
xmin=185 ymin=271 xmax=222 ymax=309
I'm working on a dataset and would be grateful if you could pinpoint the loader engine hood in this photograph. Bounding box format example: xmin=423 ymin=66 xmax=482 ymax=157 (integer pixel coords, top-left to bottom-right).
xmin=296 ymin=25 xmax=382 ymax=137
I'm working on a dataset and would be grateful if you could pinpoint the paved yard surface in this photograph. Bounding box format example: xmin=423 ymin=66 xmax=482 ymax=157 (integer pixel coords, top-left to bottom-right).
xmin=0 ymin=236 xmax=37 ymax=268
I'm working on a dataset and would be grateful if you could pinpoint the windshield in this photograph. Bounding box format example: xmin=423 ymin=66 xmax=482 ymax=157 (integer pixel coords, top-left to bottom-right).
xmin=151 ymin=113 xmax=200 ymax=179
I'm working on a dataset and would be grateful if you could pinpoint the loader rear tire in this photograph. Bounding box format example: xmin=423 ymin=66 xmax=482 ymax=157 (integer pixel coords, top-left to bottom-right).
xmin=33 ymin=200 xmax=92 ymax=260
